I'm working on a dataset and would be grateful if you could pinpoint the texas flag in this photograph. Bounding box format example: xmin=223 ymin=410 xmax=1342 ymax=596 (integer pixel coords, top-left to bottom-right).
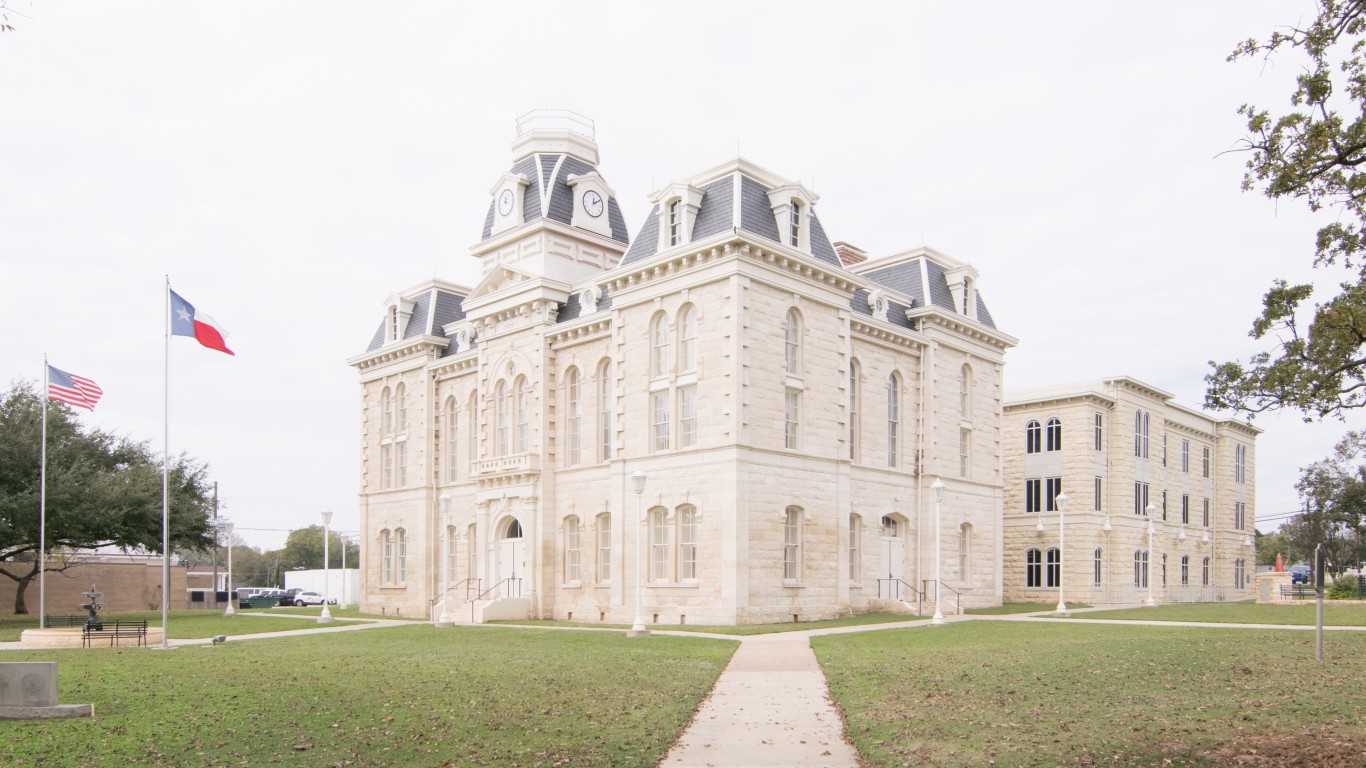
xmin=169 ymin=289 xmax=235 ymax=356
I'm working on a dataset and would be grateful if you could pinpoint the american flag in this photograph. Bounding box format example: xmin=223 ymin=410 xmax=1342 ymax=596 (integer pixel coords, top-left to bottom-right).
xmin=47 ymin=364 xmax=103 ymax=411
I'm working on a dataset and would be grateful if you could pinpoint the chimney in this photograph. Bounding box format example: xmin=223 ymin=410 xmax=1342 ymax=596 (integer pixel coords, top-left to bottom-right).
xmin=833 ymin=241 xmax=867 ymax=267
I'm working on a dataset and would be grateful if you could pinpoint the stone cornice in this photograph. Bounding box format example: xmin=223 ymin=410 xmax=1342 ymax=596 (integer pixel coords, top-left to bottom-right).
xmin=914 ymin=312 xmax=1017 ymax=351
xmin=348 ymin=335 xmax=449 ymax=372
xmin=430 ymin=352 xmax=478 ymax=381
xmin=548 ymin=317 xmax=613 ymax=348
xmin=605 ymin=237 xmax=860 ymax=297
xmin=850 ymin=317 xmax=926 ymax=353
xmin=1004 ymin=392 xmax=1114 ymax=412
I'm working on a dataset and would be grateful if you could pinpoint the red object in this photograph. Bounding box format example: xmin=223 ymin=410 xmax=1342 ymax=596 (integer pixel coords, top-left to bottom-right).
xmin=1274 ymin=553 xmax=1285 ymax=572
xmin=169 ymin=289 xmax=235 ymax=356
xmin=47 ymin=364 xmax=103 ymax=410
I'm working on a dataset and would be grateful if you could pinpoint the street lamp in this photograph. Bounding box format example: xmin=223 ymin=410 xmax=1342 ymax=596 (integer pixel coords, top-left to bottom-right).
xmin=222 ymin=519 xmax=235 ymax=617
xmin=436 ymin=493 xmax=452 ymax=627
xmin=1145 ymin=504 xmax=1157 ymax=606
xmin=629 ymin=470 xmax=649 ymax=638
xmin=319 ymin=508 xmax=334 ymax=624
xmin=930 ymin=478 xmax=946 ymax=626
xmin=1055 ymin=492 xmax=1069 ymax=615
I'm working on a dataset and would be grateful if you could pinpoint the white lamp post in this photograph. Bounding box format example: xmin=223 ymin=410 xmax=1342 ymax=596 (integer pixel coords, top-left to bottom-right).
xmin=930 ymin=478 xmax=946 ymax=625
xmin=222 ymin=519 xmax=235 ymax=617
xmin=1055 ymin=492 xmax=1069 ymax=615
xmin=629 ymin=470 xmax=649 ymax=638
xmin=1145 ymin=504 xmax=1157 ymax=606
xmin=319 ymin=508 xmax=334 ymax=623
xmin=436 ymin=493 xmax=452 ymax=627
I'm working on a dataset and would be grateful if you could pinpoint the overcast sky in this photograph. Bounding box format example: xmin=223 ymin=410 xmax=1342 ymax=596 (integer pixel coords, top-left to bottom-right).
xmin=2 ymin=1 xmax=1358 ymax=550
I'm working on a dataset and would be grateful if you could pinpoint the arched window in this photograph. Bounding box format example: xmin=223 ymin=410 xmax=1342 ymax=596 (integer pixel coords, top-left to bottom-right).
xmin=678 ymin=304 xmax=697 ymax=374
xmin=649 ymin=507 xmax=670 ymax=582
xmin=395 ymin=528 xmax=407 ymax=583
xmin=668 ymin=199 xmax=681 ymax=246
xmin=564 ymin=517 xmax=581 ymax=583
xmin=678 ymin=505 xmax=698 ymax=580
xmin=789 ymin=200 xmax=801 ymax=246
xmin=1026 ymin=548 xmax=1042 ymax=588
xmin=849 ymin=359 xmax=860 ymax=461
xmin=1094 ymin=547 xmax=1103 ymax=586
xmin=784 ymin=309 xmax=802 ymax=376
xmin=495 ymin=380 xmax=510 ymax=456
xmin=395 ymin=383 xmax=407 ymax=434
xmin=596 ymin=513 xmax=612 ymax=583
xmin=1202 ymin=556 xmax=1210 ymax=586
xmin=380 ymin=387 xmax=393 ymax=435
xmin=959 ymin=523 xmax=972 ymax=578
xmin=1133 ymin=550 xmax=1149 ymax=588
xmin=887 ymin=373 xmax=900 ymax=467
xmin=381 ymin=529 xmax=393 ymax=584
xmin=849 ymin=514 xmax=861 ymax=580
xmin=1181 ymin=555 xmax=1190 ymax=586
xmin=505 ymin=519 xmax=523 ymax=539
xmin=960 ymin=364 xmax=973 ymax=420
xmin=650 ymin=312 xmax=669 ymax=380
xmin=396 ymin=442 xmax=407 ymax=487
xmin=445 ymin=396 xmax=458 ymax=482
xmin=1046 ymin=418 xmax=1062 ymax=452
xmin=1025 ymin=420 xmax=1041 ymax=454
xmin=565 ymin=367 xmax=581 ymax=466
xmin=784 ymin=506 xmax=803 ymax=581
xmin=598 ymin=360 xmax=612 ymax=462
xmin=514 ymin=376 xmax=530 ymax=454
xmin=1046 ymin=547 xmax=1061 ymax=588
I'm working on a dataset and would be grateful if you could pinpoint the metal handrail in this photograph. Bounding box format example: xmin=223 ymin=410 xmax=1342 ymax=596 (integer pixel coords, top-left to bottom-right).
xmin=877 ymin=578 xmax=922 ymax=602
xmin=921 ymin=579 xmax=963 ymax=615
xmin=428 ymin=578 xmax=482 ymax=620
xmin=470 ymin=577 xmax=522 ymax=623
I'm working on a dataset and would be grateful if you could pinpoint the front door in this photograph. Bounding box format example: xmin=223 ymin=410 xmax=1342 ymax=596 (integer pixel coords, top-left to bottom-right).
xmin=497 ymin=519 xmax=526 ymax=598
xmin=880 ymin=516 xmax=906 ymax=595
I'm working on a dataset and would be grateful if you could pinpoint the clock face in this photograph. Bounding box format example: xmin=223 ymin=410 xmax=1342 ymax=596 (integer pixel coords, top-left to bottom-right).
xmin=498 ymin=189 xmax=514 ymax=216
xmin=583 ymin=190 xmax=604 ymax=218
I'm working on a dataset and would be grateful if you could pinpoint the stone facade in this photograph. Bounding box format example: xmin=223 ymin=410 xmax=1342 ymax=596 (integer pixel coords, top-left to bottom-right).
xmin=349 ymin=116 xmax=1016 ymax=624
xmin=1002 ymin=378 xmax=1259 ymax=605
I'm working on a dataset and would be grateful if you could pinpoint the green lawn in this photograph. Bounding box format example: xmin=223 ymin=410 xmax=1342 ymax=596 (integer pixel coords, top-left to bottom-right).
xmin=493 ymin=611 xmax=922 ymax=635
xmin=965 ymin=601 xmax=1092 ymax=615
xmin=3 ymin=625 xmax=736 ymax=767
xmin=264 ymin=604 xmax=423 ymax=621
xmin=0 ymin=610 xmax=358 ymax=642
xmin=1074 ymin=601 xmax=1366 ymax=626
xmin=814 ymin=621 xmax=1366 ymax=767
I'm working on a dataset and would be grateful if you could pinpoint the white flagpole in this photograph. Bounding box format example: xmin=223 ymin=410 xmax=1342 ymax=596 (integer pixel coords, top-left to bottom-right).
xmin=39 ymin=354 xmax=48 ymax=630
xmin=162 ymin=276 xmax=171 ymax=647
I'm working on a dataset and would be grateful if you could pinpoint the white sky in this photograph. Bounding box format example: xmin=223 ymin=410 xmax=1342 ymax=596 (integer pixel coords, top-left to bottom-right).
xmin=2 ymin=1 xmax=1359 ymax=550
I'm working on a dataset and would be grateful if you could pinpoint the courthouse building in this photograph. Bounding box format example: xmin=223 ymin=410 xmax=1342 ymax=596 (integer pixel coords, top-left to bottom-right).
xmin=348 ymin=113 xmax=1017 ymax=624
xmin=1002 ymin=378 xmax=1259 ymax=605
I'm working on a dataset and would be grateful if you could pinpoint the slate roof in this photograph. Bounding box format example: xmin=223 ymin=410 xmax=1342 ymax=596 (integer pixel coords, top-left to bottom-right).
xmin=364 ymin=287 xmax=470 ymax=355
xmin=860 ymin=258 xmax=998 ymax=330
xmin=480 ymin=153 xmax=629 ymax=244
xmin=555 ymin=285 xmax=614 ymax=324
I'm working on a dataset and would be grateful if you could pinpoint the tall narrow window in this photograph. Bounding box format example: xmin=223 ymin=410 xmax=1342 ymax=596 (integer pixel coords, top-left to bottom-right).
xmin=678 ymin=505 xmax=697 ymax=580
xmin=678 ymin=385 xmax=698 ymax=448
xmin=650 ymin=312 xmax=669 ymax=380
xmin=1045 ymin=477 xmax=1063 ymax=511
xmin=784 ymin=309 xmax=801 ymax=376
xmin=381 ymin=387 xmax=393 ymax=435
xmin=1235 ymin=501 xmax=1246 ymax=531
xmin=1026 ymin=478 xmax=1042 ymax=513
xmin=1026 ymin=548 xmax=1042 ymax=587
xmin=783 ymin=507 xmax=802 ymax=581
xmin=1162 ymin=553 xmax=1167 ymax=587
xmin=1133 ymin=482 xmax=1149 ymax=515
xmin=395 ymin=529 xmax=407 ymax=583
xmin=789 ymin=200 xmax=801 ymax=246
xmin=1045 ymin=548 xmax=1061 ymax=588
xmin=960 ymin=364 xmax=972 ymax=419
xmin=566 ymin=368 xmax=581 ymax=466
xmin=1202 ymin=556 xmax=1210 ymax=586
xmin=1163 ymin=433 xmax=1168 ymax=467
xmin=495 ymin=381 xmax=510 ymax=456
xmin=596 ymin=513 xmax=611 ymax=582
xmin=1095 ymin=477 xmax=1103 ymax=512
xmin=1202 ymin=447 xmax=1211 ymax=478
xmin=445 ymin=397 xmax=458 ymax=482
xmin=1181 ymin=555 xmax=1190 ymax=585
xmin=395 ymin=383 xmax=407 ymax=433
xmin=1202 ymin=498 xmax=1210 ymax=527
xmin=396 ymin=442 xmax=407 ymax=487
xmin=1236 ymin=444 xmax=1246 ymax=483
xmin=651 ymin=391 xmax=670 ymax=451
xmin=677 ymin=305 xmax=697 ymax=373
xmin=1182 ymin=440 xmax=1190 ymax=473
xmin=564 ymin=517 xmax=581 ymax=583
xmin=887 ymin=373 xmax=900 ymax=467
xmin=849 ymin=360 xmax=860 ymax=461
xmin=668 ymin=200 xmax=681 ymax=246
xmin=1134 ymin=409 xmax=1142 ymax=456
xmin=598 ymin=360 xmax=612 ymax=462
xmin=1094 ymin=547 xmax=1103 ymax=586
xmin=1142 ymin=411 xmax=1149 ymax=458
xmin=381 ymin=444 xmax=393 ymax=489
xmin=390 ymin=305 xmax=400 ymax=341
xmin=1025 ymin=420 xmax=1041 ymax=454
xmin=849 ymin=515 xmax=861 ymax=580
xmin=785 ymin=389 xmax=801 ymax=449
xmin=959 ymin=429 xmax=970 ymax=477
xmin=1134 ymin=550 xmax=1149 ymax=588
xmin=650 ymin=507 xmax=669 ymax=582
xmin=1182 ymin=495 xmax=1190 ymax=524
xmin=959 ymin=523 xmax=972 ymax=578
xmin=1095 ymin=414 xmax=1103 ymax=451
xmin=1046 ymin=417 xmax=1062 ymax=452
xmin=381 ymin=530 xmax=393 ymax=583
xmin=514 ymin=377 xmax=529 ymax=454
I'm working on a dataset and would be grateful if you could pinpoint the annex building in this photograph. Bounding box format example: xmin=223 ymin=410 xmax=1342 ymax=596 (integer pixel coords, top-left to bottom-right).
xmin=349 ymin=113 xmax=1017 ymax=625
xmin=1003 ymin=378 xmax=1259 ymax=605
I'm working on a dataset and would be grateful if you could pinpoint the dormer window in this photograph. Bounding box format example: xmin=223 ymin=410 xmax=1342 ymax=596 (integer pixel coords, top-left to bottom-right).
xmin=383 ymin=296 xmax=417 ymax=345
xmin=390 ymin=305 xmax=400 ymax=341
xmin=766 ymin=183 xmax=817 ymax=254
xmin=790 ymin=200 xmax=801 ymax=246
xmin=669 ymin=200 xmax=681 ymax=246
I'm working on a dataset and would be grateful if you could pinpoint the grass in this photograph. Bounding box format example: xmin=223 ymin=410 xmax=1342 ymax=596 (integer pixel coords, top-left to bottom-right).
xmin=965 ymin=601 xmax=1092 ymax=615
xmin=813 ymin=621 xmax=1366 ymax=767
xmin=2 ymin=624 xmax=736 ymax=767
xmin=1073 ymin=601 xmax=1366 ymax=626
xmin=264 ymin=604 xmax=424 ymax=621
xmin=0 ymin=609 xmax=359 ymax=642
xmin=492 ymin=611 xmax=922 ymax=635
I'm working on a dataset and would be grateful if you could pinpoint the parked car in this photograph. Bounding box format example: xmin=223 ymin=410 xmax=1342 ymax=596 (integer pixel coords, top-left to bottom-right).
xmin=292 ymin=591 xmax=336 ymax=606
xmin=276 ymin=588 xmax=303 ymax=606
xmin=1290 ymin=565 xmax=1312 ymax=584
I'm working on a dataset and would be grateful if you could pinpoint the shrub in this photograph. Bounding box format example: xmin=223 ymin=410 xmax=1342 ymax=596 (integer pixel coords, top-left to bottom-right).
xmin=1328 ymin=576 xmax=1360 ymax=600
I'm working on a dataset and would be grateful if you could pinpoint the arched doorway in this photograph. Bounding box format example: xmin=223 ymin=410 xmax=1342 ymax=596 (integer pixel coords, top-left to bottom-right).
xmin=880 ymin=515 xmax=906 ymax=583
xmin=496 ymin=518 xmax=526 ymax=597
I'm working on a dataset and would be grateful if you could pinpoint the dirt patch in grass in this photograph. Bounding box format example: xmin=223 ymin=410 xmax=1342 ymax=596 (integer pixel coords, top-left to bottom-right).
xmin=1199 ymin=730 xmax=1366 ymax=767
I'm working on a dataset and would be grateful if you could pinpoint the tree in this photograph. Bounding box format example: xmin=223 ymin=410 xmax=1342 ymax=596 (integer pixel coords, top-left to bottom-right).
xmin=0 ymin=383 xmax=216 ymax=613
xmin=1206 ymin=1 xmax=1366 ymax=420
xmin=1291 ymin=430 xmax=1366 ymax=574
xmin=1255 ymin=529 xmax=1297 ymax=566
xmin=278 ymin=525 xmax=359 ymax=571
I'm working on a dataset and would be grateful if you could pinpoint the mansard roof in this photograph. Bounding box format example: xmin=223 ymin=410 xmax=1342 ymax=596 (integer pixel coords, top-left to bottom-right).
xmin=363 ymin=282 xmax=471 ymax=355
xmin=479 ymin=152 xmax=630 ymax=244
xmin=852 ymin=247 xmax=998 ymax=330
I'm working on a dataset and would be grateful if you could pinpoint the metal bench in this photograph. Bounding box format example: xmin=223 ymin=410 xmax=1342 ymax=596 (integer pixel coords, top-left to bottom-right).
xmin=81 ymin=620 xmax=149 ymax=648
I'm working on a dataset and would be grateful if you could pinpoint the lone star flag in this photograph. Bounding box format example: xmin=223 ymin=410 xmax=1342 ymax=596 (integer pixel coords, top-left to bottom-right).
xmin=169 ymin=289 xmax=234 ymax=355
xmin=47 ymin=365 xmax=103 ymax=410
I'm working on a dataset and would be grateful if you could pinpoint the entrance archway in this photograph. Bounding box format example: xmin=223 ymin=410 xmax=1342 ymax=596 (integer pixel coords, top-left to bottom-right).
xmin=880 ymin=515 xmax=906 ymax=583
xmin=496 ymin=518 xmax=526 ymax=597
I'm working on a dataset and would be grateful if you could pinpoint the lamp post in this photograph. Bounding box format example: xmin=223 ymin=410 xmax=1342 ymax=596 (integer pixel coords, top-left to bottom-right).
xmin=222 ymin=520 xmax=235 ymax=617
xmin=319 ymin=508 xmax=334 ymax=623
xmin=436 ymin=493 xmax=452 ymax=627
xmin=1055 ymin=492 xmax=1069 ymax=615
xmin=930 ymin=479 xmax=946 ymax=625
xmin=629 ymin=470 xmax=649 ymax=638
xmin=1145 ymin=504 xmax=1157 ymax=606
